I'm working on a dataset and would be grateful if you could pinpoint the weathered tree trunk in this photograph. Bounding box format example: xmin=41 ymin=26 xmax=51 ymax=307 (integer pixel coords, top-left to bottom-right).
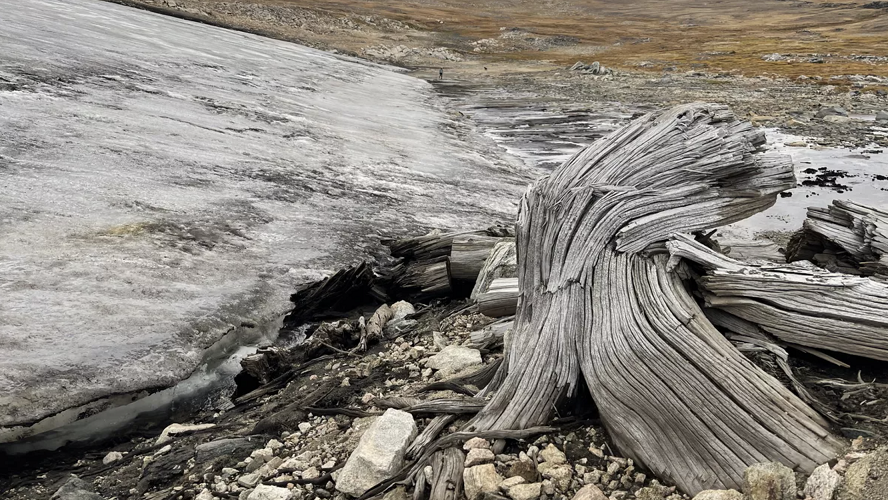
xmin=465 ymin=103 xmax=841 ymax=495
xmin=450 ymin=235 xmax=505 ymax=282
xmin=429 ymin=447 xmax=464 ymax=500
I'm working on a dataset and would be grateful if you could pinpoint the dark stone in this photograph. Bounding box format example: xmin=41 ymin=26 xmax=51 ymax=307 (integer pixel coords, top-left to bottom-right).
xmin=137 ymin=446 xmax=193 ymax=494
xmin=508 ymin=461 xmax=539 ymax=483
xmin=51 ymin=476 xmax=102 ymax=500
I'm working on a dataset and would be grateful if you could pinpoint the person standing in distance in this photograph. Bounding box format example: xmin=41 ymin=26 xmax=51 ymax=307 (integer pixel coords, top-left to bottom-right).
xmin=439 ymin=68 xmax=443 ymax=80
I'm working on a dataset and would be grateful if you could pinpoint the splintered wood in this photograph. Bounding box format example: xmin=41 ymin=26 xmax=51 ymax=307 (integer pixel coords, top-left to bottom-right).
xmin=465 ymin=103 xmax=840 ymax=494
xmin=788 ymin=200 xmax=888 ymax=276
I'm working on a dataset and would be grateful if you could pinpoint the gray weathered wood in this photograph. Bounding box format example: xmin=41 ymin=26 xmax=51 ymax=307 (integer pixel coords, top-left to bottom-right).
xmin=788 ymin=200 xmax=888 ymax=276
xmin=476 ymin=277 xmax=519 ymax=318
xmin=464 ymin=103 xmax=839 ymax=495
xmin=450 ymin=235 xmax=505 ymax=282
xmin=470 ymin=241 xmax=517 ymax=300
xmin=670 ymin=234 xmax=888 ymax=361
xmin=429 ymin=447 xmax=464 ymax=500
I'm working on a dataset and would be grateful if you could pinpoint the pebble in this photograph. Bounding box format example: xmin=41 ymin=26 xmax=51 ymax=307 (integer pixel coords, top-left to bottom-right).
xmin=102 ymin=451 xmax=123 ymax=465
xmin=298 ymin=422 xmax=312 ymax=433
xmin=464 ymin=437 xmax=491 ymax=451
xmin=238 ymin=472 xmax=261 ymax=488
xmin=466 ymin=448 xmax=496 ymax=467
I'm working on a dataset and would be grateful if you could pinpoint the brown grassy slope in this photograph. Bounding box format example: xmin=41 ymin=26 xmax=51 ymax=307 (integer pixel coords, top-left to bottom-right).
xmin=269 ymin=0 xmax=888 ymax=78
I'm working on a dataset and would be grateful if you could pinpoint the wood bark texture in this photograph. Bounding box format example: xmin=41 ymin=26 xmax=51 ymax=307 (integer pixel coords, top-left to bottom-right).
xmin=788 ymin=200 xmax=888 ymax=276
xmin=465 ymin=103 xmax=841 ymax=495
xmin=450 ymin=235 xmax=506 ymax=282
xmin=670 ymin=234 xmax=888 ymax=361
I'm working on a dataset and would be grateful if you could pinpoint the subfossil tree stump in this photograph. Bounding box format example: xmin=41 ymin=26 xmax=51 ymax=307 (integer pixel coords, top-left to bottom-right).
xmin=465 ymin=103 xmax=841 ymax=494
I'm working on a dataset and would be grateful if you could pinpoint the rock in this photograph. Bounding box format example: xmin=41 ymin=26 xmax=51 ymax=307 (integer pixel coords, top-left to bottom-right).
xmin=635 ymin=484 xmax=669 ymax=500
xmin=156 ymin=422 xmax=216 ymax=445
xmin=102 ymin=451 xmax=123 ymax=465
xmin=302 ymin=467 xmax=320 ymax=479
xmin=266 ymin=439 xmax=283 ymax=451
xmin=298 ymin=422 xmax=312 ymax=433
xmin=537 ymin=462 xmax=571 ymax=491
xmin=816 ymin=106 xmax=848 ymax=119
xmin=785 ymin=141 xmax=808 ymax=147
xmin=506 ymin=482 xmax=542 ymax=500
xmin=51 ymin=475 xmax=103 ymax=500
xmin=238 ymin=473 xmax=262 ymax=488
xmin=501 ymin=477 xmax=527 ymax=491
xmin=464 ymin=464 xmax=505 ymax=500
xmin=839 ymin=446 xmax=888 ymax=500
xmin=425 ymin=345 xmax=482 ymax=376
xmin=743 ymin=462 xmax=796 ymax=500
xmin=572 ymin=484 xmax=607 ymax=500
xmin=539 ymin=444 xmax=567 ymax=465
xmin=196 ymin=490 xmax=216 ymax=500
xmin=465 ymin=437 xmax=491 ymax=451
xmin=466 ymin=448 xmax=497 ymax=467
xmin=876 ymin=111 xmax=888 ymax=123
xmin=252 ymin=448 xmax=275 ymax=463
xmin=335 ymin=408 xmax=417 ymax=497
xmin=508 ymin=461 xmax=539 ymax=483
xmin=692 ymin=490 xmax=743 ymax=500
xmin=823 ymin=115 xmax=853 ymax=124
xmin=389 ymin=301 xmax=415 ymax=321
xmin=804 ymin=464 xmax=842 ymax=500
xmin=248 ymin=484 xmax=295 ymax=500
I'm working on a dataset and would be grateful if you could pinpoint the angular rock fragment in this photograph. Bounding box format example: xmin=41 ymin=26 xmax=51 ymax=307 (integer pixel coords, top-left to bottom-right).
xmin=335 ymin=409 xmax=417 ymax=497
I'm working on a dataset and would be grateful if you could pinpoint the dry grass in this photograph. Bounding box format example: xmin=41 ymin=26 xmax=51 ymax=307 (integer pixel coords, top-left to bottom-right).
xmin=256 ymin=0 xmax=888 ymax=78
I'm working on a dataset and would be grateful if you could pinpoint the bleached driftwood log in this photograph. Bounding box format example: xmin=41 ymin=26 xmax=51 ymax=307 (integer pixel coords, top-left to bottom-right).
xmin=670 ymin=234 xmax=888 ymax=361
xmin=476 ymin=277 xmax=519 ymax=318
xmin=788 ymin=200 xmax=888 ymax=276
xmin=470 ymin=241 xmax=517 ymax=300
xmin=465 ymin=103 xmax=840 ymax=495
xmin=429 ymin=447 xmax=464 ymax=500
xmin=450 ymin=235 xmax=504 ymax=282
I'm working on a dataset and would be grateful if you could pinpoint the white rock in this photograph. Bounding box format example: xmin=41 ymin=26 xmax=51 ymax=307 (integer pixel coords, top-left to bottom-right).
xmin=506 ymin=482 xmax=542 ymax=500
xmin=196 ymin=489 xmax=216 ymax=500
xmin=335 ymin=408 xmax=418 ymax=497
xmin=463 ymin=437 xmax=490 ymax=451
xmin=298 ymin=422 xmax=312 ymax=433
xmin=538 ymin=462 xmax=571 ymax=491
xmin=572 ymin=484 xmax=607 ymax=500
xmin=692 ymin=490 xmax=743 ymax=500
xmin=266 ymin=439 xmax=284 ymax=451
xmin=389 ymin=301 xmax=415 ymax=321
xmin=425 ymin=345 xmax=482 ymax=376
xmin=155 ymin=423 xmax=216 ymax=445
xmin=154 ymin=445 xmax=172 ymax=457
xmin=465 ymin=448 xmax=496 ymax=467
xmin=248 ymin=484 xmax=294 ymax=500
xmin=501 ymin=476 xmax=527 ymax=491
xmin=102 ymin=451 xmax=123 ymax=465
xmin=251 ymin=448 xmax=274 ymax=463
xmin=464 ymin=464 xmax=504 ymax=500
xmin=803 ymin=464 xmax=842 ymax=500
xmin=238 ymin=473 xmax=261 ymax=488
xmin=539 ymin=444 xmax=567 ymax=465
xmin=743 ymin=462 xmax=796 ymax=500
